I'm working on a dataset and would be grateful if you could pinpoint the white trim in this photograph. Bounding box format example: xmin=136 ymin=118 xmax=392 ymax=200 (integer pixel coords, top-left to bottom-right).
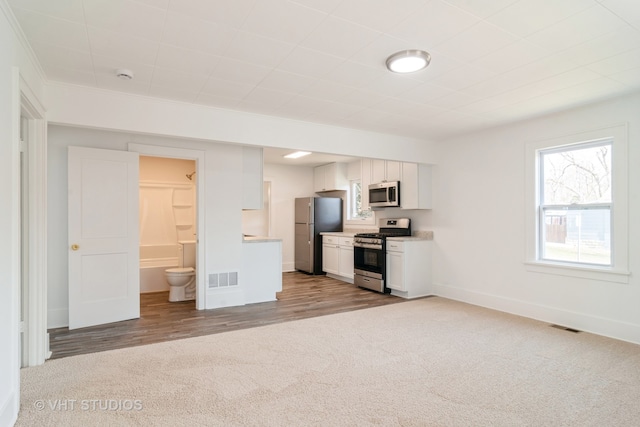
xmin=21 ymin=84 xmax=49 ymax=365
xmin=17 ymin=70 xmax=50 ymax=366
xmin=6 ymin=66 xmax=21 ymax=427
xmin=345 ymin=178 xmax=375 ymax=226
xmin=524 ymin=124 xmax=629 ymax=281
xmin=0 ymin=1 xmax=47 ymax=82
xmin=433 ymin=282 xmax=640 ymax=345
xmin=282 ymin=261 xmax=295 ymax=272
xmin=0 ymin=393 xmax=18 ymax=427
xmin=524 ymin=261 xmax=630 ymax=284
xmin=128 ymin=143 xmax=207 ymax=310
xmin=47 ymin=308 xmax=69 ymax=330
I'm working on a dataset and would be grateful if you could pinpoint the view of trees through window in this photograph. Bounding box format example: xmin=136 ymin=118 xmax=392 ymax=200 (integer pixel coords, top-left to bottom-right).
xmin=350 ymin=180 xmax=372 ymax=220
xmin=540 ymin=141 xmax=612 ymax=266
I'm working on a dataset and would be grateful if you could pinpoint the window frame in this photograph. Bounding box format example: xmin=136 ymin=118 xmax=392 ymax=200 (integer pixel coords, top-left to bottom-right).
xmin=345 ymin=178 xmax=375 ymax=225
xmin=538 ymin=139 xmax=613 ymax=267
xmin=525 ymin=124 xmax=629 ymax=284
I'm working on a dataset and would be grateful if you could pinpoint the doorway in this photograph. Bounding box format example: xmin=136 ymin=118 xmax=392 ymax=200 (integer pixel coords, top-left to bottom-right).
xmin=18 ymin=79 xmax=48 ymax=366
xmin=139 ymin=156 xmax=197 ymax=303
xmin=20 ymin=115 xmax=29 ymax=367
xmin=128 ymin=143 xmax=206 ymax=310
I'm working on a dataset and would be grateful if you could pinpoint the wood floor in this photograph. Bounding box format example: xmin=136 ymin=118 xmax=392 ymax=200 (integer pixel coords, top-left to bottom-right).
xmin=48 ymin=272 xmax=408 ymax=360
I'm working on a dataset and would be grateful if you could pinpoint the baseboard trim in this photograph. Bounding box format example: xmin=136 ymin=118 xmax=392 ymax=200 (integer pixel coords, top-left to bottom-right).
xmin=47 ymin=308 xmax=68 ymax=329
xmin=326 ymin=273 xmax=354 ymax=284
xmin=433 ymin=282 xmax=640 ymax=345
xmin=0 ymin=391 xmax=18 ymax=427
xmin=282 ymin=262 xmax=295 ymax=272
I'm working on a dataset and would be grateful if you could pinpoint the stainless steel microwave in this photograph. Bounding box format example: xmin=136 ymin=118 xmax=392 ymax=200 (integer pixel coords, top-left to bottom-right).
xmin=369 ymin=181 xmax=400 ymax=208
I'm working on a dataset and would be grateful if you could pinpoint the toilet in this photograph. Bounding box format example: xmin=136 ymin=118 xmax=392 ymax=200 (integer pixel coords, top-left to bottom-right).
xmin=165 ymin=241 xmax=196 ymax=302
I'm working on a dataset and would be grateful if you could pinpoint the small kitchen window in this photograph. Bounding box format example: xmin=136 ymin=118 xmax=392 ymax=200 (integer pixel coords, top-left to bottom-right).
xmin=525 ymin=124 xmax=629 ymax=283
xmin=348 ymin=179 xmax=373 ymax=223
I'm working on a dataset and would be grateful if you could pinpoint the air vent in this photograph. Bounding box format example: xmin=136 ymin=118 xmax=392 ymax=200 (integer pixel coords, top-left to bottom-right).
xmin=208 ymin=274 xmax=218 ymax=288
xmin=219 ymin=272 xmax=229 ymax=287
xmin=208 ymin=272 xmax=239 ymax=288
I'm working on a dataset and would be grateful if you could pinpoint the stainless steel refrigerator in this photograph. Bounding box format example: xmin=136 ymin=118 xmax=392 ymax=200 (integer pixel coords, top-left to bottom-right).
xmin=295 ymin=197 xmax=343 ymax=274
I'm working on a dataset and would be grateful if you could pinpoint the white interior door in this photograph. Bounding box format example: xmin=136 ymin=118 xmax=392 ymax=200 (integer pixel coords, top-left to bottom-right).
xmin=68 ymin=146 xmax=140 ymax=329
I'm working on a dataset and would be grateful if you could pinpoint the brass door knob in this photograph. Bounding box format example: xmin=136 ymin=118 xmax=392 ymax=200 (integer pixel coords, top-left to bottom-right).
xmin=71 ymin=244 xmax=80 ymax=251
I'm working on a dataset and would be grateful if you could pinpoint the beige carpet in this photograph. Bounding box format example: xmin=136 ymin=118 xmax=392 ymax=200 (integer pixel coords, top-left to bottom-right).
xmin=17 ymin=297 xmax=640 ymax=426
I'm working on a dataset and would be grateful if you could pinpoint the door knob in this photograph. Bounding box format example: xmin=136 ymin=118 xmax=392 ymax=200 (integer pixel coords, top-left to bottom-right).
xmin=71 ymin=244 xmax=80 ymax=251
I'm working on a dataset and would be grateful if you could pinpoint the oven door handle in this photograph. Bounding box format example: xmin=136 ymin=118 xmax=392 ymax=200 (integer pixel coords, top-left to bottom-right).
xmin=353 ymin=243 xmax=383 ymax=250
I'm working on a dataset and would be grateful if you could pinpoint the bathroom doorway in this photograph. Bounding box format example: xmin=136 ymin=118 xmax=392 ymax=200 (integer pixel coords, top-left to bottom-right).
xmin=138 ymin=156 xmax=197 ymax=305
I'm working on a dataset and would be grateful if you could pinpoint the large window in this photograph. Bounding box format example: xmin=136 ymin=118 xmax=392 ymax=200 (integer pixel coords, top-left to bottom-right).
xmin=349 ymin=179 xmax=373 ymax=221
xmin=525 ymin=124 xmax=629 ymax=283
xmin=539 ymin=141 xmax=612 ymax=266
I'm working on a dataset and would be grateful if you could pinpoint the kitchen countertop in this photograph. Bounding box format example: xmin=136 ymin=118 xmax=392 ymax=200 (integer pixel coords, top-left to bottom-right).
xmin=320 ymin=232 xmax=356 ymax=237
xmin=321 ymin=231 xmax=434 ymax=240
xmin=388 ymin=231 xmax=434 ymax=241
xmin=242 ymin=235 xmax=282 ymax=243
xmin=387 ymin=236 xmax=432 ymax=241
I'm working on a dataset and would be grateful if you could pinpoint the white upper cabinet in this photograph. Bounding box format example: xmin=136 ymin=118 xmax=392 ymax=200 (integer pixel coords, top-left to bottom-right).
xmin=242 ymin=146 xmax=263 ymax=210
xmin=371 ymin=159 xmax=401 ymax=183
xmin=401 ymin=163 xmax=432 ymax=210
xmin=361 ymin=159 xmax=432 ymax=210
xmin=314 ymin=162 xmax=347 ymax=192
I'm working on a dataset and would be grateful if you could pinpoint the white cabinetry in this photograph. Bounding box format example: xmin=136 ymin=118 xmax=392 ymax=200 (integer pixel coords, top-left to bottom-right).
xmin=400 ymin=163 xmax=432 ymax=210
xmin=385 ymin=239 xmax=432 ymax=298
xmin=339 ymin=237 xmax=354 ymax=279
xmin=362 ymin=159 xmax=431 ymax=210
xmin=371 ymin=159 xmax=401 ymax=183
xmin=322 ymin=235 xmax=354 ymax=282
xmin=314 ymin=163 xmax=348 ymax=192
xmin=322 ymin=235 xmax=339 ymax=275
xmin=242 ymin=146 xmax=263 ymax=210
xmin=361 ymin=159 xmax=372 ymax=212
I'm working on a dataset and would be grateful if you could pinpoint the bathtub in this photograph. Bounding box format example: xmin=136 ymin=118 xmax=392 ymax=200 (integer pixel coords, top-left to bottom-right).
xmin=139 ymin=244 xmax=179 ymax=293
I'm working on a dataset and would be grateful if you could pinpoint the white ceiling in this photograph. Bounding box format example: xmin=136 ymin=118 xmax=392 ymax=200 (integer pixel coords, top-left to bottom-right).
xmin=7 ymin=0 xmax=640 ymax=142
xmin=263 ymin=147 xmax=357 ymax=167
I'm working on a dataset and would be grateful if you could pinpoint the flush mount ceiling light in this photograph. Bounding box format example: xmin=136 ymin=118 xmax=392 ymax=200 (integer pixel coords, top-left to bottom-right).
xmin=115 ymin=68 xmax=134 ymax=80
xmin=385 ymin=50 xmax=431 ymax=73
xmin=284 ymin=151 xmax=311 ymax=159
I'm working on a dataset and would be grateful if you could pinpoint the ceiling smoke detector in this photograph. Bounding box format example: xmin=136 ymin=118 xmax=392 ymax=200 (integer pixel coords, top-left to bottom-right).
xmin=115 ymin=68 xmax=134 ymax=80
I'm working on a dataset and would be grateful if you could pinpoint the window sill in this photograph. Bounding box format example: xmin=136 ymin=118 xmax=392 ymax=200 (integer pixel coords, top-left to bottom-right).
xmin=345 ymin=218 xmax=375 ymax=226
xmin=524 ymin=261 xmax=630 ymax=284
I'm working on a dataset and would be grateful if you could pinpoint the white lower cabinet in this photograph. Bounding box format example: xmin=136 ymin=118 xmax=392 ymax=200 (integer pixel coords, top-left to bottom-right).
xmin=323 ymin=235 xmax=354 ymax=282
xmin=386 ymin=249 xmax=405 ymax=291
xmin=322 ymin=243 xmax=340 ymax=275
xmin=385 ymin=239 xmax=432 ymax=298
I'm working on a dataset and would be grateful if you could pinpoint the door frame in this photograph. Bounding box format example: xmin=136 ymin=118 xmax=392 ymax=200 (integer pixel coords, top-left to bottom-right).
xmin=19 ymin=72 xmax=49 ymax=366
xmin=128 ymin=143 xmax=206 ymax=310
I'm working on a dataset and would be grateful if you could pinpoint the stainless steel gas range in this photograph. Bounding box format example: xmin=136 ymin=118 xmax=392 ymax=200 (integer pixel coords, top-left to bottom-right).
xmin=353 ymin=218 xmax=411 ymax=293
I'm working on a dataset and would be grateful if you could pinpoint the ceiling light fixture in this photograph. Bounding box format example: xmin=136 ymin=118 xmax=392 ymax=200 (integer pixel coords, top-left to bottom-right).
xmin=385 ymin=50 xmax=431 ymax=73
xmin=284 ymin=151 xmax=311 ymax=159
xmin=115 ymin=68 xmax=134 ymax=80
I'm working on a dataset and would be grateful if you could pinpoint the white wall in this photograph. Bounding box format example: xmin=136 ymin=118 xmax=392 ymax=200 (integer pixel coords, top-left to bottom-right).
xmin=431 ymin=92 xmax=640 ymax=344
xmin=0 ymin=1 xmax=46 ymax=424
xmin=263 ymin=163 xmax=314 ymax=271
xmin=47 ymin=125 xmax=252 ymax=327
xmin=44 ymin=83 xmax=435 ymax=164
